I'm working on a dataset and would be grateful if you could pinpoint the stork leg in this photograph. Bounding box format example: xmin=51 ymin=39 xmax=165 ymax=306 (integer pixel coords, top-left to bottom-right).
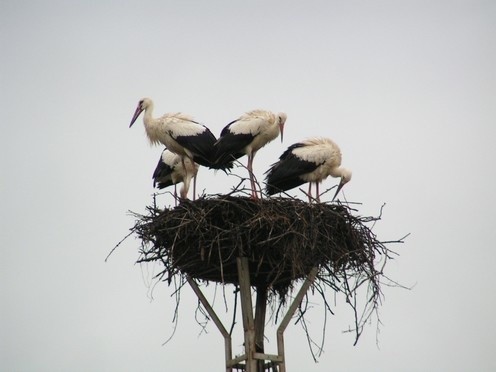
xmin=182 ymin=173 xmax=192 ymax=200
xmin=180 ymin=184 xmax=187 ymax=200
xmin=308 ymin=183 xmax=312 ymax=203
xmin=192 ymin=175 xmax=197 ymax=201
xmin=174 ymin=185 xmax=178 ymax=207
xmin=178 ymin=157 xmax=187 ymax=201
xmin=316 ymin=182 xmax=320 ymax=202
xmin=180 ymin=155 xmax=195 ymax=201
xmin=247 ymin=154 xmax=258 ymax=199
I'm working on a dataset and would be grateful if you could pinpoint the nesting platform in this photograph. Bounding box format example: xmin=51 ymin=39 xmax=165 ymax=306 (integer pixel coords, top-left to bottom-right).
xmin=133 ymin=195 xmax=385 ymax=299
xmin=125 ymin=194 xmax=400 ymax=371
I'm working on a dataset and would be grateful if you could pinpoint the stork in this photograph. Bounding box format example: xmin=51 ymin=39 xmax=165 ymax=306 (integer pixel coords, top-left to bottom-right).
xmin=129 ymin=98 xmax=219 ymax=188
xmin=214 ymin=110 xmax=287 ymax=198
xmin=153 ymin=149 xmax=199 ymax=202
xmin=265 ymin=137 xmax=352 ymax=202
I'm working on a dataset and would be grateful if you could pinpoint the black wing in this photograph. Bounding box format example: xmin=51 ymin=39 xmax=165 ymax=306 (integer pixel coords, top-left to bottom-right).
xmin=152 ymin=155 xmax=175 ymax=189
xmin=204 ymin=122 xmax=248 ymax=169
xmin=214 ymin=133 xmax=255 ymax=165
xmin=265 ymin=144 xmax=320 ymax=195
xmin=172 ymin=126 xmax=217 ymax=167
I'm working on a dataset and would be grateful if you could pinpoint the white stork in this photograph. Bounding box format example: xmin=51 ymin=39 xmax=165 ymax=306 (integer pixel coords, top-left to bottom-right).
xmin=153 ymin=149 xmax=199 ymax=201
xmin=214 ymin=110 xmax=287 ymax=198
xmin=129 ymin=98 xmax=220 ymax=187
xmin=265 ymin=137 xmax=352 ymax=202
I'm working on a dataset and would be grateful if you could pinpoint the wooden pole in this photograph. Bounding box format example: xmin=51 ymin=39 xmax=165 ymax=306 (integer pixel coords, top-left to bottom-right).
xmin=276 ymin=267 xmax=319 ymax=372
xmin=254 ymin=284 xmax=268 ymax=372
xmin=187 ymin=264 xmax=318 ymax=372
xmin=237 ymin=257 xmax=257 ymax=372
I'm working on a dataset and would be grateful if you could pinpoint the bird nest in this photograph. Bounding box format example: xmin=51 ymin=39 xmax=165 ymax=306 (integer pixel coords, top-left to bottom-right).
xmin=130 ymin=194 xmax=395 ymax=301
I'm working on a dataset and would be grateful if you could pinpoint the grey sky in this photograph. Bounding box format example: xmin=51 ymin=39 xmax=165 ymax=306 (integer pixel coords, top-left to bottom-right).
xmin=2 ymin=1 xmax=495 ymax=371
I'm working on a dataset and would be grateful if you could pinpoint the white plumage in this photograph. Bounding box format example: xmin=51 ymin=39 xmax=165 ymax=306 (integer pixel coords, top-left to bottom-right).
xmin=265 ymin=137 xmax=352 ymax=202
xmin=129 ymin=97 xmax=218 ymax=165
xmin=152 ymin=149 xmax=199 ymax=200
xmin=214 ymin=109 xmax=287 ymax=198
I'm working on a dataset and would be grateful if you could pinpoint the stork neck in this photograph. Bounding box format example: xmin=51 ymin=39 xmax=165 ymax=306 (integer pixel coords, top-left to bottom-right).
xmin=142 ymin=101 xmax=162 ymax=145
xmin=143 ymin=101 xmax=154 ymax=126
xmin=329 ymin=167 xmax=345 ymax=178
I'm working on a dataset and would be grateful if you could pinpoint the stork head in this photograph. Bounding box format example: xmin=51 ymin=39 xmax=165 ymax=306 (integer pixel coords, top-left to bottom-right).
xmin=129 ymin=98 xmax=152 ymax=128
xmin=277 ymin=113 xmax=287 ymax=143
xmin=332 ymin=168 xmax=352 ymax=201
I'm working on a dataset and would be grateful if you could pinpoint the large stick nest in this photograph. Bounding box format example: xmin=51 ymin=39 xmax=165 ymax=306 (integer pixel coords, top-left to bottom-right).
xmin=133 ymin=194 xmax=391 ymax=300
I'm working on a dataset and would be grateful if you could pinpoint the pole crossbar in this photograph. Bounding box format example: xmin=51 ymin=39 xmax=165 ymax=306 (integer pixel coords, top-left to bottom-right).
xmin=226 ymin=354 xmax=247 ymax=368
xmin=253 ymin=353 xmax=283 ymax=362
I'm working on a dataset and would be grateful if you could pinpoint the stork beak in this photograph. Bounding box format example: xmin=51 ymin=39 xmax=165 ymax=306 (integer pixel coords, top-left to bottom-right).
xmin=279 ymin=123 xmax=285 ymax=143
xmin=331 ymin=179 xmax=345 ymax=201
xmin=129 ymin=105 xmax=143 ymax=128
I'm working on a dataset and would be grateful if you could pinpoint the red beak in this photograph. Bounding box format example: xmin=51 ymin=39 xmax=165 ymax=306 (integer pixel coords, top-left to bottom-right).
xmin=129 ymin=105 xmax=143 ymax=128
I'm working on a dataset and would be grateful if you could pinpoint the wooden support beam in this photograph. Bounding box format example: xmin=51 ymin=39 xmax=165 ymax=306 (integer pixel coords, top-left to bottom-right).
xmin=276 ymin=267 xmax=319 ymax=372
xmin=186 ymin=276 xmax=233 ymax=372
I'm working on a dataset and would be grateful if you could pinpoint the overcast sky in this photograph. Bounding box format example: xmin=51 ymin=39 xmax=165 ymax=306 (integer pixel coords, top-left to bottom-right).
xmin=2 ymin=1 xmax=495 ymax=371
